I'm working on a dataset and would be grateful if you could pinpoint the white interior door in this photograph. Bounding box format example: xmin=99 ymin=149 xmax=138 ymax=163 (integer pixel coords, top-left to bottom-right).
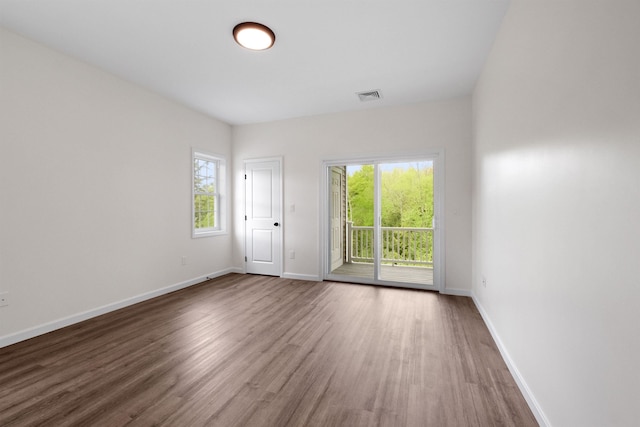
xmin=245 ymin=159 xmax=282 ymax=276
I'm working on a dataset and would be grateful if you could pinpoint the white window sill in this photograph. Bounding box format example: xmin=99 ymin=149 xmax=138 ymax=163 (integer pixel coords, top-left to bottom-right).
xmin=192 ymin=229 xmax=227 ymax=238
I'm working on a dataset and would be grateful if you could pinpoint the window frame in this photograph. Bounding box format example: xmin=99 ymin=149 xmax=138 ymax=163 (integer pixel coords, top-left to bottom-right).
xmin=192 ymin=149 xmax=226 ymax=238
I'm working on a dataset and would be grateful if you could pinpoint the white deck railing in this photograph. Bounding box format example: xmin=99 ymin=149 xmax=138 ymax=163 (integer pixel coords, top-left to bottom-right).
xmin=347 ymin=222 xmax=433 ymax=267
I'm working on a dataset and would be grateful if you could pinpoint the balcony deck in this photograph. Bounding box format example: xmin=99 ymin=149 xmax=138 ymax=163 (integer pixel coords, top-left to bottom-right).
xmin=331 ymin=262 xmax=433 ymax=286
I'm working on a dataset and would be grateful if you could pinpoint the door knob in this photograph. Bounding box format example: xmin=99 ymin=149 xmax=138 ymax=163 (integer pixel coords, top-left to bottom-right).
xmin=274 ymin=222 xmax=279 ymax=227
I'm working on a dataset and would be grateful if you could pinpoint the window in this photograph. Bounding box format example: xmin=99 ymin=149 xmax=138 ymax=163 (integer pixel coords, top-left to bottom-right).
xmin=192 ymin=150 xmax=226 ymax=237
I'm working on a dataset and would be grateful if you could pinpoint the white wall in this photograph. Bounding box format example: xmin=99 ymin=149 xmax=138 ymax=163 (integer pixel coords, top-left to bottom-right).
xmin=0 ymin=28 xmax=233 ymax=344
xmin=472 ymin=1 xmax=640 ymax=426
xmin=232 ymin=98 xmax=473 ymax=292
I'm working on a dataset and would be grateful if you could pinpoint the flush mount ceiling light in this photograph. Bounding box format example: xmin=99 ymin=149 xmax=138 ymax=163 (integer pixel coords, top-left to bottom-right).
xmin=233 ymin=22 xmax=275 ymax=51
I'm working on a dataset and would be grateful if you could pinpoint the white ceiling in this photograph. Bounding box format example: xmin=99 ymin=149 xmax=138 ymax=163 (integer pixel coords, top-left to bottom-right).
xmin=0 ymin=0 xmax=510 ymax=125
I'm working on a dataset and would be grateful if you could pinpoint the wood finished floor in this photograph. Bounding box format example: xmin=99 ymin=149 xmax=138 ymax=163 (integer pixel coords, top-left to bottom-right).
xmin=0 ymin=274 xmax=538 ymax=427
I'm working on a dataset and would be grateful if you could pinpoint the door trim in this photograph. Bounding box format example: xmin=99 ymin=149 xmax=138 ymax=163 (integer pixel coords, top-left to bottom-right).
xmin=320 ymin=151 xmax=445 ymax=292
xmin=244 ymin=157 xmax=284 ymax=277
xmin=330 ymin=167 xmax=345 ymax=271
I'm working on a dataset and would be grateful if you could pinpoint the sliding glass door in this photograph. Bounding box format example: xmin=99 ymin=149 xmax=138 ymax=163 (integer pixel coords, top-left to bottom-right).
xmin=325 ymin=155 xmax=441 ymax=290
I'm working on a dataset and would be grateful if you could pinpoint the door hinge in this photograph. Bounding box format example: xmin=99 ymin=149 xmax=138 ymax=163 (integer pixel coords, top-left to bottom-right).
xmin=244 ymin=174 xmax=247 ymax=179
xmin=245 ymin=256 xmax=247 ymax=262
xmin=245 ymin=215 xmax=247 ymax=220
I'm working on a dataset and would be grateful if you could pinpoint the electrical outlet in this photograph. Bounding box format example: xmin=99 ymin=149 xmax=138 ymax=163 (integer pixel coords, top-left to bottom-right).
xmin=482 ymin=276 xmax=487 ymax=288
xmin=289 ymin=250 xmax=295 ymax=259
xmin=181 ymin=256 xmax=187 ymax=266
xmin=0 ymin=292 xmax=9 ymax=307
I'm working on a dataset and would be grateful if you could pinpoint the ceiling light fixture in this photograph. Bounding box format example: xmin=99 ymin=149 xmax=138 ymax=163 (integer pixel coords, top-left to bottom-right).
xmin=233 ymin=22 xmax=275 ymax=51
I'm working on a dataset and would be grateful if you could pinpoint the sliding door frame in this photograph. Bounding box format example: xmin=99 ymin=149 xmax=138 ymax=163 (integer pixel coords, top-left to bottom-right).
xmin=320 ymin=150 xmax=445 ymax=292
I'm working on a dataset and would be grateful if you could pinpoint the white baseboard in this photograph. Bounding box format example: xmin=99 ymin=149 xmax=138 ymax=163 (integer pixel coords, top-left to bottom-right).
xmin=471 ymin=292 xmax=550 ymax=427
xmin=0 ymin=268 xmax=240 ymax=349
xmin=281 ymin=272 xmax=322 ymax=281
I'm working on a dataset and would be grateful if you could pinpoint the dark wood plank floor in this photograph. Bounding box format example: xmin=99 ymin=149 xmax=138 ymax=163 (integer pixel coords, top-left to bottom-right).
xmin=0 ymin=274 xmax=537 ymax=426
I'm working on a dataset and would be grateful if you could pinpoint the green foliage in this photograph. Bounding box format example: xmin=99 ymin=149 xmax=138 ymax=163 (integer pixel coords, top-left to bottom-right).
xmin=347 ymin=165 xmax=375 ymax=226
xmin=347 ymin=163 xmax=434 ymax=265
xmin=380 ymin=164 xmax=433 ymax=228
xmin=194 ymin=194 xmax=216 ymax=229
xmin=194 ymin=158 xmax=217 ymax=229
xmin=347 ymin=163 xmax=433 ymax=228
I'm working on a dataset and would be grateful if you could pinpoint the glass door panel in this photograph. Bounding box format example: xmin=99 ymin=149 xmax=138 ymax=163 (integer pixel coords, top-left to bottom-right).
xmin=329 ymin=164 xmax=375 ymax=281
xmin=378 ymin=161 xmax=434 ymax=286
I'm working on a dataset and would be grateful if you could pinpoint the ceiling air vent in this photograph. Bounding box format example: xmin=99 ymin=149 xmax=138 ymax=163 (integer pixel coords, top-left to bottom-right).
xmin=356 ymin=90 xmax=382 ymax=102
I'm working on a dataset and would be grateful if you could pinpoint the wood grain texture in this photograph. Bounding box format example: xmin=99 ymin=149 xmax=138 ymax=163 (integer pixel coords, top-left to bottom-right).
xmin=0 ymin=274 xmax=537 ymax=426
